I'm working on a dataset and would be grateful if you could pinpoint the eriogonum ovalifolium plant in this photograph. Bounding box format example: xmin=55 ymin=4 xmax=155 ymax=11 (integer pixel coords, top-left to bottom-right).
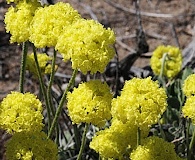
xmin=67 ymin=80 xmax=112 ymax=127
xmin=2 ymin=0 xmax=194 ymax=159
xmin=150 ymin=45 xmax=182 ymax=78
xmin=29 ymin=2 xmax=81 ymax=48
xmin=111 ymin=77 xmax=167 ymax=129
xmin=183 ymin=73 xmax=195 ymax=97
xmin=4 ymin=1 xmax=41 ymax=43
xmin=0 ymin=92 xmax=43 ymax=134
xmin=90 ymin=118 xmax=149 ymax=159
xmin=130 ymin=136 xmax=183 ymax=160
xmin=6 ymin=131 xmax=58 ymax=160
xmin=56 ymin=19 xmax=116 ymax=74
xmin=182 ymin=74 xmax=195 ymax=124
xmin=26 ymin=52 xmax=54 ymax=76
xmin=182 ymin=96 xmax=195 ymax=124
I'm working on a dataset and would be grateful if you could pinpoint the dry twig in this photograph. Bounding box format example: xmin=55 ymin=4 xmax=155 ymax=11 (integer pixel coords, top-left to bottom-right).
xmin=105 ymin=0 xmax=178 ymax=18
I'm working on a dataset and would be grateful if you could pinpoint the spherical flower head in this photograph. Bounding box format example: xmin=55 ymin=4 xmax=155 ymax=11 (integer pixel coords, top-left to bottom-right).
xmin=90 ymin=118 xmax=149 ymax=159
xmin=150 ymin=45 xmax=182 ymax=78
xmin=182 ymin=96 xmax=195 ymax=124
xmin=67 ymin=80 xmax=113 ymax=127
xmin=111 ymin=77 xmax=167 ymax=128
xmin=29 ymin=2 xmax=81 ymax=48
xmin=55 ymin=19 xmax=116 ymax=74
xmin=183 ymin=74 xmax=195 ymax=97
xmin=6 ymin=131 xmax=58 ymax=160
xmin=0 ymin=92 xmax=43 ymax=134
xmin=4 ymin=1 xmax=41 ymax=43
xmin=130 ymin=136 xmax=183 ymax=160
xmin=26 ymin=52 xmax=55 ymax=76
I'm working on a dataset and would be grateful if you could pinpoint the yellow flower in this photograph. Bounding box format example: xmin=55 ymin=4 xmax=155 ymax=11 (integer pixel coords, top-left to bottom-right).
xmin=6 ymin=131 xmax=58 ymax=160
xmin=0 ymin=92 xmax=43 ymax=134
xmin=130 ymin=136 xmax=183 ymax=160
xmin=111 ymin=77 xmax=167 ymax=128
xmin=67 ymin=80 xmax=112 ymax=127
xmin=182 ymin=96 xmax=195 ymax=124
xmin=183 ymin=74 xmax=195 ymax=97
xmin=4 ymin=1 xmax=41 ymax=43
xmin=150 ymin=45 xmax=182 ymax=78
xmin=55 ymin=19 xmax=115 ymax=74
xmin=26 ymin=52 xmax=55 ymax=76
xmin=90 ymin=118 xmax=149 ymax=159
xmin=29 ymin=2 xmax=81 ymax=48
xmin=6 ymin=0 xmax=27 ymax=4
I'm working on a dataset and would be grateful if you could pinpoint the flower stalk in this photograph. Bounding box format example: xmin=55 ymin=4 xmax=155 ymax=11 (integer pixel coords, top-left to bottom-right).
xmin=19 ymin=42 xmax=28 ymax=93
xmin=47 ymin=69 xmax=78 ymax=139
xmin=33 ymin=46 xmax=52 ymax=130
xmin=47 ymin=49 xmax=57 ymax=116
xmin=76 ymin=123 xmax=89 ymax=160
xmin=188 ymin=125 xmax=195 ymax=160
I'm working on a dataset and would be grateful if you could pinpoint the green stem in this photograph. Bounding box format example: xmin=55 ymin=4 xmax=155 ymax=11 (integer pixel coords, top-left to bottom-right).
xmin=46 ymin=49 xmax=59 ymax=143
xmin=158 ymin=119 xmax=166 ymax=140
xmin=73 ymin=124 xmax=81 ymax=153
xmin=47 ymin=49 xmax=57 ymax=116
xmin=137 ymin=127 xmax=141 ymax=146
xmin=76 ymin=124 xmax=89 ymax=160
xmin=159 ymin=53 xmax=168 ymax=90
xmin=186 ymin=119 xmax=190 ymax=160
xmin=33 ymin=46 xmax=52 ymax=130
xmin=189 ymin=124 xmax=195 ymax=160
xmin=19 ymin=42 xmax=28 ymax=93
xmin=159 ymin=53 xmax=168 ymax=81
xmin=47 ymin=69 xmax=78 ymax=139
xmin=159 ymin=53 xmax=169 ymax=123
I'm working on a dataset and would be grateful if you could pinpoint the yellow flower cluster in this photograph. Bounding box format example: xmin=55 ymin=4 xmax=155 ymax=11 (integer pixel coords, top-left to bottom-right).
xmin=90 ymin=118 xmax=149 ymax=159
xmin=56 ymin=19 xmax=115 ymax=74
xmin=0 ymin=92 xmax=43 ymax=134
xmin=182 ymin=74 xmax=195 ymax=124
xmin=183 ymin=74 xmax=195 ymax=97
xmin=29 ymin=2 xmax=81 ymax=48
xmin=150 ymin=45 xmax=182 ymax=78
xmin=6 ymin=131 xmax=58 ymax=160
xmin=67 ymin=80 xmax=112 ymax=127
xmin=182 ymin=96 xmax=195 ymax=124
xmin=4 ymin=1 xmax=41 ymax=43
xmin=4 ymin=0 xmax=115 ymax=73
xmin=26 ymin=52 xmax=54 ymax=76
xmin=111 ymin=77 xmax=167 ymax=128
xmin=130 ymin=136 xmax=183 ymax=160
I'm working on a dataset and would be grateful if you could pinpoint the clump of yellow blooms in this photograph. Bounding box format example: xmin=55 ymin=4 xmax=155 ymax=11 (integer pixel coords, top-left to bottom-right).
xmin=26 ymin=52 xmax=54 ymax=76
xmin=6 ymin=131 xmax=58 ymax=160
xmin=90 ymin=118 xmax=149 ymax=159
xmin=67 ymin=80 xmax=113 ymax=127
xmin=29 ymin=2 xmax=81 ymax=48
xmin=0 ymin=92 xmax=43 ymax=134
xmin=150 ymin=45 xmax=182 ymax=78
xmin=182 ymin=96 xmax=195 ymax=124
xmin=130 ymin=136 xmax=184 ymax=160
xmin=111 ymin=77 xmax=167 ymax=129
xmin=4 ymin=1 xmax=41 ymax=43
xmin=182 ymin=74 xmax=195 ymax=124
xmin=55 ymin=19 xmax=116 ymax=74
xmin=183 ymin=74 xmax=195 ymax=97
